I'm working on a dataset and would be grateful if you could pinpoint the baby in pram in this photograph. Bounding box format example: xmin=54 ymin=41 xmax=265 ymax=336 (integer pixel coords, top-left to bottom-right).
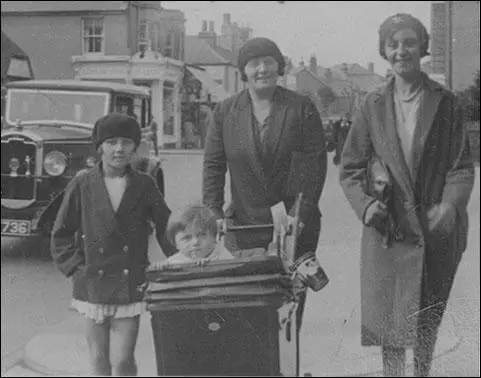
xmin=150 ymin=204 xmax=235 ymax=269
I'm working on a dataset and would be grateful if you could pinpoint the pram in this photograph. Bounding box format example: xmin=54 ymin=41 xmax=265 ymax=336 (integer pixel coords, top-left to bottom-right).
xmin=145 ymin=194 xmax=327 ymax=376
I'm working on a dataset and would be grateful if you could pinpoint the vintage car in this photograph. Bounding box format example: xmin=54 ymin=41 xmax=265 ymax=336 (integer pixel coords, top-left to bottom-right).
xmin=1 ymin=79 xmax=164 ymax=255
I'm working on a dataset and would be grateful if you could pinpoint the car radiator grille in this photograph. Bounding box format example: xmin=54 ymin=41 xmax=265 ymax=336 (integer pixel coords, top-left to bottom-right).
xmin=1 ymin=137 xmax=37 ymax=201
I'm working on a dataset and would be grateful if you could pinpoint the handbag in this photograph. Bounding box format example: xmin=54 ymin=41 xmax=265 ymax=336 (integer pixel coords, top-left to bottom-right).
xmin=366 ymin=156 xmax=396 ymax=248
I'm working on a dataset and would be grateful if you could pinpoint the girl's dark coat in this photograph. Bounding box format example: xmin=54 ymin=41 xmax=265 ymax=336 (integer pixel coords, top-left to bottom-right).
xmin=51 ymin=164 xmax=173 ymax=305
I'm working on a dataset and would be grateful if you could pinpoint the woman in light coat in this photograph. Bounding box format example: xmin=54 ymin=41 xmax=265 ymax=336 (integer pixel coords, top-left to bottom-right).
xmin=339 ymin=13 xmax=475 ymax=377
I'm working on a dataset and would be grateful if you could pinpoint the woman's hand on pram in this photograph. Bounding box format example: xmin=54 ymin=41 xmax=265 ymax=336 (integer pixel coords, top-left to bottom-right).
xmin=292 ymin=274 xmax=307 ymax=299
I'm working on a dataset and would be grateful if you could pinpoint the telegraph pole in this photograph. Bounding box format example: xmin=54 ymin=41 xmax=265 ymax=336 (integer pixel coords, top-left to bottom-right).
xmin=445 ymin=0 xmax=453 ymax=90
xmin=126 ymin=0 xmax=139 ymax=84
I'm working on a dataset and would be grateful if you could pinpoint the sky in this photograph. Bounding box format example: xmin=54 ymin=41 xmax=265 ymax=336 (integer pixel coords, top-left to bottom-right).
xmin=162 ymin=1 xmax=431 ymax=75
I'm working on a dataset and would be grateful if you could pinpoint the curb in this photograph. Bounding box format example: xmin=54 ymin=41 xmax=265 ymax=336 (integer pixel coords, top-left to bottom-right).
xmin=1 ymin=349 xmax=24 ymax=376
xmin=23 ymin=313 xmax=463 ymax=377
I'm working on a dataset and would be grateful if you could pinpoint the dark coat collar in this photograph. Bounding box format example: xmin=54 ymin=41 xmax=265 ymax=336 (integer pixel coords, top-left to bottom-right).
xmin=86 ymin=162 xmax=144 ymax=236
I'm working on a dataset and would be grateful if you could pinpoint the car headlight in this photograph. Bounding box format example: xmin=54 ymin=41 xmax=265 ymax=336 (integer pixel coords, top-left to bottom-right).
xmin=43 ymin=151 xmax=67 ymax=176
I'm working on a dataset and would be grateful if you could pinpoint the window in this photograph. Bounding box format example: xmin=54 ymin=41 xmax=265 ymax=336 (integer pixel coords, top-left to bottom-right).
xmin=138 ymin=19 xmax=149 ymax=52
xmin=164 ymin=32 xmax=174 ymax=58
xmin=138 ymin=19 xmax=159 ymax=53
xmin=7 ymin=58 xmax=32 ymax=79
xmin=115 ymin=96 xmax=133 ymax=116
xmin=82 ymin=18 xmax=104 ymax=54
xmin=148 ymin=22 xmax=158 ymax=52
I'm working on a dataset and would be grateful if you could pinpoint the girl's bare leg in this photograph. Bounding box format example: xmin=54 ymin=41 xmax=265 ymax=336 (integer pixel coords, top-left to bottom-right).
xmin=85 ymin=317 xmax=111 ymax=376
xmin=110 ymin=315 xmax=141 ymax=376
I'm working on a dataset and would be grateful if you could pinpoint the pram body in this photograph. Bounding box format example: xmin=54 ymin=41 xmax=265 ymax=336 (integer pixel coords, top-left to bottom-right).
xmin=145 ymin=196 xmax=306 ymax=376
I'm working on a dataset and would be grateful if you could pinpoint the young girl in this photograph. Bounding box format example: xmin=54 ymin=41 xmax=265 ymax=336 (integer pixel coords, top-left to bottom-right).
xmin=51 ymin=112 xmax=175 ymax=376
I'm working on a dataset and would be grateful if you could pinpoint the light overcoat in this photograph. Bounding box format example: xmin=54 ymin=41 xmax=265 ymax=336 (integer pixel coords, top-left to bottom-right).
xmin=340 ymin=74 xmax=475 ymax=346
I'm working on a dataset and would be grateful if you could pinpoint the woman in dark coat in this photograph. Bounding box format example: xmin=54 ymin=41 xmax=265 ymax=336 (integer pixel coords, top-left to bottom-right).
xmin=202 ymin=37 xmax=328 ymax=371
xmin=339 ymin=14 xmax=475 ymax=377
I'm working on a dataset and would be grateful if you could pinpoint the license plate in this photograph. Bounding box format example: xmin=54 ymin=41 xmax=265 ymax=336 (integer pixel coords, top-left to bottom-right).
xmin=1 ymin=219 xmax=31 ymax=236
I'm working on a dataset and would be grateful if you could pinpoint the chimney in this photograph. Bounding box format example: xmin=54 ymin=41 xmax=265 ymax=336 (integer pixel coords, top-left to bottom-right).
xmin=309 ymin=55 xmax=317 ymax=74
xmin=299 ymin=58 xmax=305 ymax=67
xmin=367 ymin=62 xmax=374 ymax=73
xmin=199 ymin=20 xmax=217 ymax=48
xmin=341 ymin=62 xmax=349 ymax=77
xmin=223 ymin=13 xmax=231 ymax=25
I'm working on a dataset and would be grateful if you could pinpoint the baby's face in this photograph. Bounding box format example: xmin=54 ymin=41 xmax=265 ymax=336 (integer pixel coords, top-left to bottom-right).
xmin=174 ymin=226 xmax=216 ymax=260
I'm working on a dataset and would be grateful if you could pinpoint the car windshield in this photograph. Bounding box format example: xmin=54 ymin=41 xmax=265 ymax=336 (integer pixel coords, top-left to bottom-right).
xmin=6 ymin=88 xmax=109 ymax=127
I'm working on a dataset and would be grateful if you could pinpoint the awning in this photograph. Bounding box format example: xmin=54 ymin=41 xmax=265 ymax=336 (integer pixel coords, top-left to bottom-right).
xmin=1 ymin=31 xmax=34 ymax=82
xmin=186 ymin=66 xmax=230 ymax=102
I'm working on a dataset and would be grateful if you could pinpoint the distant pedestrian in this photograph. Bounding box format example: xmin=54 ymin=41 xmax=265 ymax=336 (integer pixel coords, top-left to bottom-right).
xmin=51 ymin=113 xmax=175 ymax=376
xmin=333 ymin=114 xmax=351 ymax=165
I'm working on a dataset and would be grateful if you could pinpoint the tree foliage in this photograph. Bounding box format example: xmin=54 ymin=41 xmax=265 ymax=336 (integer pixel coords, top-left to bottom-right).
xmin=457 ymin=70 xmax=480 ymax=122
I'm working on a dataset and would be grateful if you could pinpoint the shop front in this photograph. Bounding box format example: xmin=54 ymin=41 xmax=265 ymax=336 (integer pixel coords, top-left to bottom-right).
xmin=72 ymin=50 xmax=184 ymax=148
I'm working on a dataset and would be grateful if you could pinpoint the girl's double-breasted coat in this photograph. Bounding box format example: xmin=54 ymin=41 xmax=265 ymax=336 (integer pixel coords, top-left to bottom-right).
xmin=51 ymin=163 xmax=174 ymax=305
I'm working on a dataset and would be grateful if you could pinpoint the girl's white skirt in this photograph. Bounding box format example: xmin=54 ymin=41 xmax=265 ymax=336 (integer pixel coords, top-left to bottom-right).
xmin=70 ymin=299 xmax=146 ymax=324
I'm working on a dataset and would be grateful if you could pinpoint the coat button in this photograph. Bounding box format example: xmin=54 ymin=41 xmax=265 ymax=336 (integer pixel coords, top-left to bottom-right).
xmin=81 ymin=234 xmax=85 ymax=239
xmin=98 ymin=269 xmax=104 ymax=277
xmin=123 ymin=245 xmax=129 ymax=252
xmin=99 ymin=248 xmax=104 ymax=254
xmin=124 ymin=269 xmax=129 ymax=276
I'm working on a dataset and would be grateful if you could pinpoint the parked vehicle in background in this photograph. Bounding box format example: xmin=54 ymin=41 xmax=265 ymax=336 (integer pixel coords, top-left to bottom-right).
xmin=1 ymin=80 xmax=165 ymax=256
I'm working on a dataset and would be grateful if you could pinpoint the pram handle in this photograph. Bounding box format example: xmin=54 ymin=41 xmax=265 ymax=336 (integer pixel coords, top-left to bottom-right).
xmin=224 ymin=224 xmax=274 ymax=232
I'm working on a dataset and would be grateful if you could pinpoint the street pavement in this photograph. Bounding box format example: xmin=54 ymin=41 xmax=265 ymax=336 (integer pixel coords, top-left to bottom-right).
xmin=2 ymin=151 xmax=479 ymax=377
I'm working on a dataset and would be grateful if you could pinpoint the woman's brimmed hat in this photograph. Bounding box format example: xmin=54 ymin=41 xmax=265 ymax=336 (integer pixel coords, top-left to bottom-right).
xmin=92 ymin=112 xmax=141 ymax=149
xmin=237 ymin=37 xmax=285 ymax=81
xmin=379 ymin=13 xmax=430 ymax=59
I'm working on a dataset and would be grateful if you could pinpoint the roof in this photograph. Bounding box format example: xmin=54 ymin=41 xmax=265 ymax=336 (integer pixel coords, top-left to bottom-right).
xmin=1 ymin=31 xmax=32 ymax=81
xmin=214 ymin=46 xmax=236 ymax=65
xmin=330 ymin=63 xmax=374 ymax=78
xmin=6 ymin=80 xmax=150 ymax=96
xmin=0 ymin=1 xmax=126 ymax=13
xmin=184 ymin=36 xmax=231 ymax=66
xmin=289 ymin=66 xmax=330 ymax=87
xmin=186 ymin=67 xmax=229 ymax=102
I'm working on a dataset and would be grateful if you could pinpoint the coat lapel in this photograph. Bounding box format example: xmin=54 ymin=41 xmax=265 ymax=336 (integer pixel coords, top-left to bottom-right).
xmin=236 ymin=90 xmax=267 ymax=186
xmin=87 ymin=164 xmax=118 ymax=236
xmin=410 ymin=77 xmax=445 ymax=182
xmin=375 ymin=82 xmax=416 ymax=202
xmin=264 ymin=88 xmax=289 ymax=178
xmin=114 ymin=169 xmax=144 ymax=223
xmin=87 ymin=164 xmax=144 ymax=237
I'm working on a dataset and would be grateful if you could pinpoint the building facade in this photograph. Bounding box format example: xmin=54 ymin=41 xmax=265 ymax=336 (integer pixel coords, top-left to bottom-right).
xmin=430 ymin=1 xmax=480 ymax=90
xmin=184 ymin=13 xmax=250 ymax=96
xmin=1 ymin=0 xmax=187 ymax=147
xmin=282 ymin=56 xmax=384 ymax=119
